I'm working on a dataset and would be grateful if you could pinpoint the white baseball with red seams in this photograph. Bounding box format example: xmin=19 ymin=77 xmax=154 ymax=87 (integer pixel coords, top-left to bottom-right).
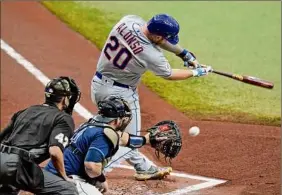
xmin=189 ymin=126 xmax=200 ymax=136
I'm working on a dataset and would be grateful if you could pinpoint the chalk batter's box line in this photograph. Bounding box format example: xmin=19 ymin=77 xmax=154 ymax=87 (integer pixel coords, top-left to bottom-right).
xmin=1 ymin=39 xmax=228 ymax=195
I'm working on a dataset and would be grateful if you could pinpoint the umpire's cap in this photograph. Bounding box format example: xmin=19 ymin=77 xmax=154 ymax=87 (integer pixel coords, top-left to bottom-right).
xmin=147 ymin=14 xmax=180 ymax=45
xmin=93 ymin=96 xmax=132 ymax=123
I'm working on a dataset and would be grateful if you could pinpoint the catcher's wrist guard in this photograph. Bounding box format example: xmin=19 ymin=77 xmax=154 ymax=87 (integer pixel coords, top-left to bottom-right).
xmin=86 ymin=173 xmax=106 ymax=186
xmin=147 ymin=120 xmax=182 ymax=162
xmin=94 ymin=173 xmax=106 ymax=183
xmin=126 ymin=134 xmax=146 ymax=149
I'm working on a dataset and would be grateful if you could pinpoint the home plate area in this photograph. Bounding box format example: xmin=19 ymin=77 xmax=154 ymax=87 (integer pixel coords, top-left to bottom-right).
xmin=105 ymin=162 xmax=227 ymax=195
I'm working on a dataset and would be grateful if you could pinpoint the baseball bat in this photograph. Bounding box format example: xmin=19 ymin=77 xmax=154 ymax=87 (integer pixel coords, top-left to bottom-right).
xmin=211 ymin=69 xmax=274 ymax=89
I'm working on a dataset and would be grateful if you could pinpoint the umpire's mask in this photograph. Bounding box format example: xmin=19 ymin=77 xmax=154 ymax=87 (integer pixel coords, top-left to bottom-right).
xmin=44 ymin=76 xmax=81 ymax=115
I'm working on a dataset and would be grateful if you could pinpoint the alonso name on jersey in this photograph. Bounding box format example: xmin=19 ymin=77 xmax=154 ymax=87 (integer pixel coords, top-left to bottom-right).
xmin=116 ymin=22 xmax=143 ymax=55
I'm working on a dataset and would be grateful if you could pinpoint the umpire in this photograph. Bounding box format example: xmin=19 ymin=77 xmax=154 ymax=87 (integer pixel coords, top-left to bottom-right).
xmin=0 ymin=76 xmax=81 ymax=195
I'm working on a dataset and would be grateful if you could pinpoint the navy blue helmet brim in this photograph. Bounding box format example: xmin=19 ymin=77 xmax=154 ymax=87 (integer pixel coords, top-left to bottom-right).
xmin=166 ymin=34 xmax=179 ymax=45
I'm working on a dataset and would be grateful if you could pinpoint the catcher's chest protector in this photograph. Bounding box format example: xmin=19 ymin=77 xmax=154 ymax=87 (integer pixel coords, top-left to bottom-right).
xmin=102 ymin=127 xmax=120 ymax=168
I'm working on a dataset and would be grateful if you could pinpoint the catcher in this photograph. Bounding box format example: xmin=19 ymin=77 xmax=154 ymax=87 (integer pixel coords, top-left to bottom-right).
xmin=45 ymin=96 xmax=182 ymax=194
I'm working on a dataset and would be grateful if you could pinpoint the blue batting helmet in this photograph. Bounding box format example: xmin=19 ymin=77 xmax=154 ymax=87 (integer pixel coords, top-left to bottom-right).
xmin=147 ymin=14 xmax=180 ymax=45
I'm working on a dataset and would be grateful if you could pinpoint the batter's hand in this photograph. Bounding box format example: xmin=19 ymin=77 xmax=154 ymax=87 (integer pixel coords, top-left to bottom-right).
xmin=178 ymin=49 xmax=201 ymax=68
xmin=184 ymin=59 xmax=200 ymax=69
xmin=191 ymin=66 xmax=213 ymax=77
xmin=187 ymin=63 xmax=210 ymax=69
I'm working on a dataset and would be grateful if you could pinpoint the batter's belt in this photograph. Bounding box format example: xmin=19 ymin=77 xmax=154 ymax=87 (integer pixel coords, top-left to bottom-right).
xmin=95 ymin=71 xmax=129 ymax=89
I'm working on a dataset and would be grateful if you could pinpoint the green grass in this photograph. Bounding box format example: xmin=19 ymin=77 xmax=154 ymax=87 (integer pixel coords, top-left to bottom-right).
xmin=42 ymin=1 xmax=281 ymax=126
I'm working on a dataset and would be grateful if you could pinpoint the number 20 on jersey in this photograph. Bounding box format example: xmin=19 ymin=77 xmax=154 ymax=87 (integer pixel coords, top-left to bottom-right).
xmin=103 ymin=36 xmax=132 ymax=69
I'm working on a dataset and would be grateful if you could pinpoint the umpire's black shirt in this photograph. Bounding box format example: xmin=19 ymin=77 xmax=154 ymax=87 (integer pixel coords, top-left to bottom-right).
xmin=0 ymin=104 xmax=74 ymax=163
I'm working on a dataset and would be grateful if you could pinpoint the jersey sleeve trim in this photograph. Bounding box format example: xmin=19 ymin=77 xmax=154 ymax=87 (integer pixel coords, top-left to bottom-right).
xmin=161 ymin=70 xmax=172 ymax=78
xmin=49 ymin=143 xmax=65 ymax=152
xmin=87 ymin=147 xmax=106 ymax=160
xmin=155 ymin=69 xmax=172 ymax=78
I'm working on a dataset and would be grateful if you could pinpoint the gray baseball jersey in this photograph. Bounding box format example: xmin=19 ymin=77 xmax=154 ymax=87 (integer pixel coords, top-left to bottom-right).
xmin=96 ymin=15 xmax=172 ymax=87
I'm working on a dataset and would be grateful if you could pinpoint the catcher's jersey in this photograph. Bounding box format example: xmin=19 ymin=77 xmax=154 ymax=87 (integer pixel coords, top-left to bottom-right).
xmin=45 ymin=123 xmax=113 ymax=177
xmin=96 ymin=15 xmax=172 ymax=87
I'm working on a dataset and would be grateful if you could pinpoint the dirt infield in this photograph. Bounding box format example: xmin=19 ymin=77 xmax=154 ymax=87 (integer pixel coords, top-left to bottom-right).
xmin=1 ymin=2 xmax=280 ymax=195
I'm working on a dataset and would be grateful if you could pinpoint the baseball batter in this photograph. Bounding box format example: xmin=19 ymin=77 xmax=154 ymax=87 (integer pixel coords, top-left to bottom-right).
xmin=91 ymin=14 xmax=212 ymax=180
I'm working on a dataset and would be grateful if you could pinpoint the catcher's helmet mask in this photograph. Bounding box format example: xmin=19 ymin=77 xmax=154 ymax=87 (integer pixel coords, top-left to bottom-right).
xmin=94 ymin=96 xmax=132 ymax=131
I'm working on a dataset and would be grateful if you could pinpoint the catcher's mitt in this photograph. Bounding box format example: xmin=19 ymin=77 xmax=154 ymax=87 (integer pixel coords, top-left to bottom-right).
xmin=147 ymin=120 xmax=182 ymax=162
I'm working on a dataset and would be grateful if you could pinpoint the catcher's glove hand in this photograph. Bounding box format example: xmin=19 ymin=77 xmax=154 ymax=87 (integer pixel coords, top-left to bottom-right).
xmin=147 ymin=120 xmax=182 ymax=162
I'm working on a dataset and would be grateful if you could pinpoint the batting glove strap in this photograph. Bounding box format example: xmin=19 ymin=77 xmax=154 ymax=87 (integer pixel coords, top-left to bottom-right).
xmin=177 ymin=49 xmax=196 ymax=62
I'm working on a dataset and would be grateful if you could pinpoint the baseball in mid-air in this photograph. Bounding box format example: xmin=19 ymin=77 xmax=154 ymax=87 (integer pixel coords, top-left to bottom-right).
xmin=189 ymin=126 xmax=200 ymax=136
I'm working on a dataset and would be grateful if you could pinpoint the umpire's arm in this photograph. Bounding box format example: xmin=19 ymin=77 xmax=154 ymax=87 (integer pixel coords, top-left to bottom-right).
xmin=49 ymin=114 xmax=74 ymax=181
